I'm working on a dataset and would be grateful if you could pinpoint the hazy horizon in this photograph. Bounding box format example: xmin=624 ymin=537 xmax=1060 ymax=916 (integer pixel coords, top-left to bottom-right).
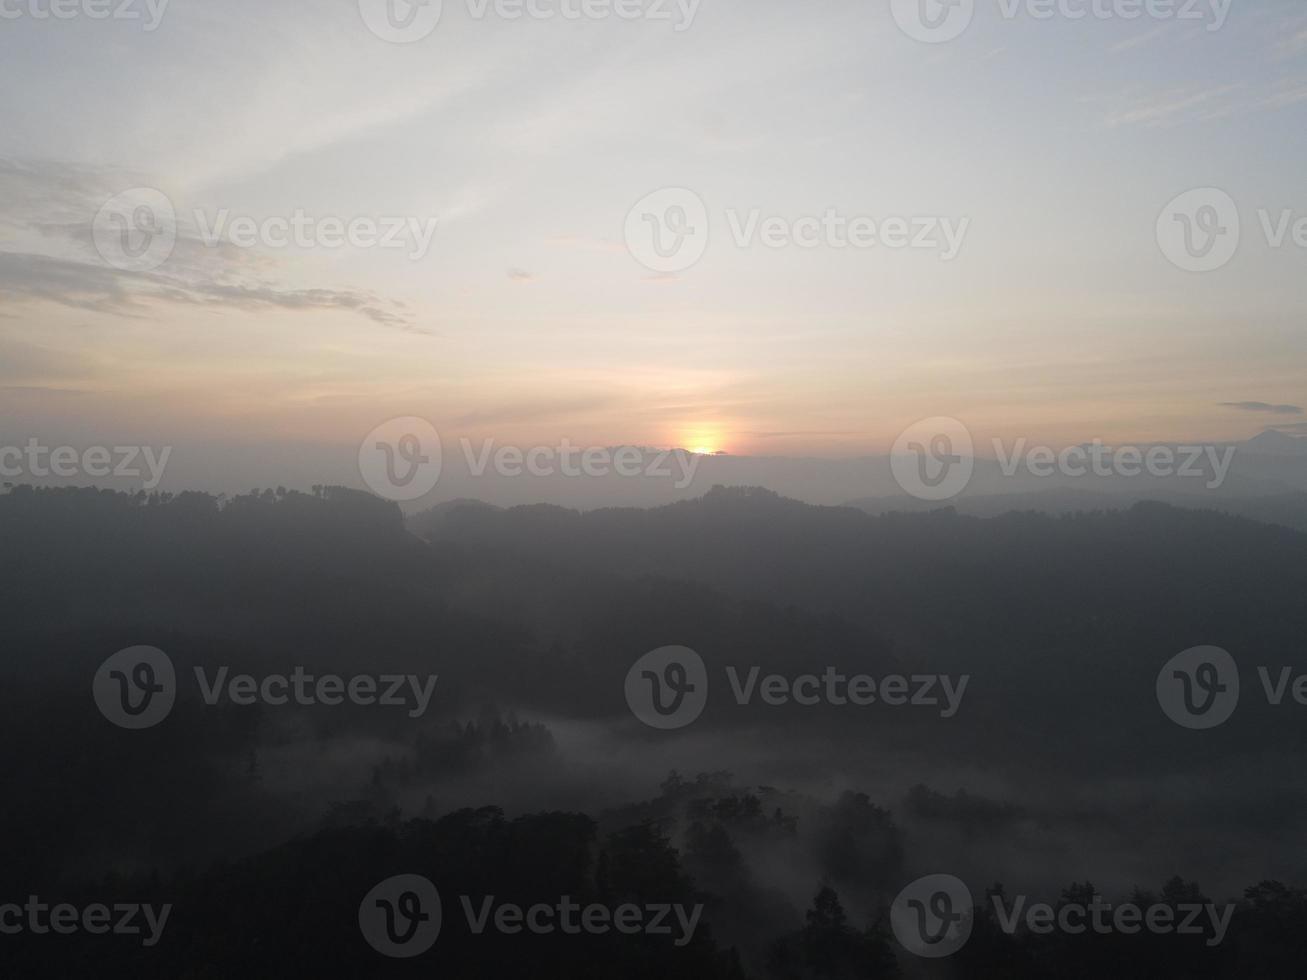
xmin=4 ymin=0 xmax=1307 ymax=473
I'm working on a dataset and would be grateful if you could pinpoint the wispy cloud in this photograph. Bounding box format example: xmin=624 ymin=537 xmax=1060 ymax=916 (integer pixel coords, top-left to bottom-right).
xmin=1110 ymin=24 xmax=1170 ymax=53
xmin=1280 ymin=29 xmax=1307 ymax=56
xmin=1101 ymin=84 xmax=1246 ymax=128
xmin=453 ymin=395 xmax=624 ymax=427
xmin=1257 ymin=77 xmax=1307 ymax=109
xmin=0 ymin=251 xmax=418 ymax=330
xmin=1219 ymin=401 xmax=1303 ymax=415
xmin=1098 ymin=9 xmax=1307 ymax=128
xmin=0 ymin=159 xmax=420 ymax=331
xmin=745 ymin=430 xmax=864 ymax=439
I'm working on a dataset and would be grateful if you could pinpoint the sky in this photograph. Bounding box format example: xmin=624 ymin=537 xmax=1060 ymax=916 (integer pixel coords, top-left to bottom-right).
xmin=1 ymin=0 xmax=1306 ymax=487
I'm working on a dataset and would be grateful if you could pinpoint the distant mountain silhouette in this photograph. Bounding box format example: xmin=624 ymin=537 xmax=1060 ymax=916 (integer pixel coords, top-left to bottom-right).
xmin=844 ymin=487 xmax=1307 ymax=532
xmin=1244 ymin=429 xmax=1307 ymax=456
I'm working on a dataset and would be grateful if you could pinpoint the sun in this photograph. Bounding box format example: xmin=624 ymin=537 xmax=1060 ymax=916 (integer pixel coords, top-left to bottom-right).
xmin=680 ymin=426 xmax=728 ymax=456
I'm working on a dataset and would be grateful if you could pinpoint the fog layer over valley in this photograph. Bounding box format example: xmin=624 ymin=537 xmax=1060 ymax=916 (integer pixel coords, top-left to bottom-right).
xmin=5 ymin=483 xmax=1305 ymax=957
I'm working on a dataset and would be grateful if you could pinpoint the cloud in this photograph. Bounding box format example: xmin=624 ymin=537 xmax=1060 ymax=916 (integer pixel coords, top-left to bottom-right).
xmin=1100 ymin=84 xmax=1246 ymax=128
xmin=1282 ymin=31 xmax=1307 ymax=55
xmin=1219 ymin=401 xmax=1303 ymax=415
xmin=1274 ymin=19 xmax=1307 ymax=58
xmin=507 ymin=267 xmax=536 ymax=282
xmin=0 ymin=6 xmax=506 ymax=193
xmin=0 ymin=159 xmax=420 ymax=331
xmin=0 ymin=251 xmax=420 ymax=331
xmin=1258 ymin=78 xmax=1307 ymax=110
xmin=452 ymin=395 xmax=623 ymax=427
xmin=1109 ymin=24 xmax=1170 ymax=53
xmin=745 ymin=430 xmax=864 ymax=439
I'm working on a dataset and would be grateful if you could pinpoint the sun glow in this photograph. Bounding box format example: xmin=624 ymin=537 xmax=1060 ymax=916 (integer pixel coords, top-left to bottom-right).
xmin=680 ymin=426 xmax=728 ymax=456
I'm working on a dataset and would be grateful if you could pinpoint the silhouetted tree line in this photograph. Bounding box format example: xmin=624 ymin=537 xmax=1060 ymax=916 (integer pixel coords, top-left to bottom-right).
xmin=4 ymin=484 xmax=1307 ymax=976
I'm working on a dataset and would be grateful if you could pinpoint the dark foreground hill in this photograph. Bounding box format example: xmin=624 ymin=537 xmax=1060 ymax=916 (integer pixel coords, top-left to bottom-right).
xmin=4 ymin=484 xmax=1307 ymax=977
